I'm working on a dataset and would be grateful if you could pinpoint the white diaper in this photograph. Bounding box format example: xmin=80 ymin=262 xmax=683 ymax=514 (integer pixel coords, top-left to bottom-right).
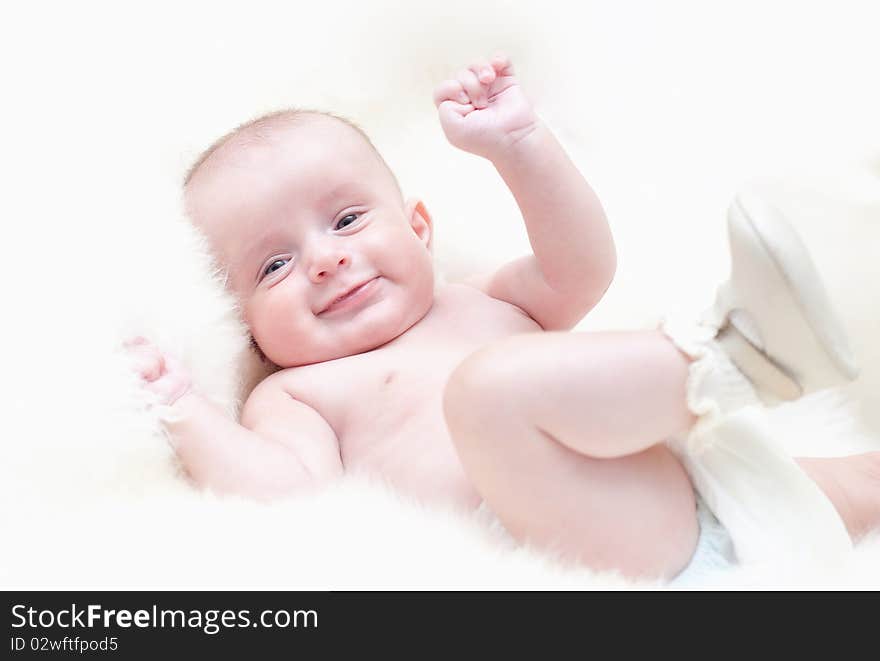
xmin=660 ymin=312 xmax=852 ymax=565
xmin=669 ymin=496 xmax=737 ymax=587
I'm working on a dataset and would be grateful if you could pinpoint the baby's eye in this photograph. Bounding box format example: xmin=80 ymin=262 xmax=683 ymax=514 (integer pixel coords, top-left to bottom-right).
xmin=263 ymin=258 xmax=289 ymax=276
xmin=334 ymin=213 xmax=359 ymax=230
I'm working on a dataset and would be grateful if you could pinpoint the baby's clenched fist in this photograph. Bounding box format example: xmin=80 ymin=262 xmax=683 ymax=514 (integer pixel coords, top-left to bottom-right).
xmin=124 ymin=337 xmax=192 ymax=407
xmin=433 ymin=53 xmax=539 ymax=160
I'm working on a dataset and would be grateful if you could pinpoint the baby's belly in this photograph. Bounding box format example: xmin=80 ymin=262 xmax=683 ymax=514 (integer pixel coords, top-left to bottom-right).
xmin=340 ymin=400 xmax=483 ymax=511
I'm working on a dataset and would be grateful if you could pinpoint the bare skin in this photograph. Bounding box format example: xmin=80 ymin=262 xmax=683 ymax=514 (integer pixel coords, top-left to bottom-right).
xmin=135 ymin=278 xmax=880 ymax=580
xmin=282 ymin=287 xmax=701 ymax=577
xmin=127 ymin=54 xmax=880 ymax=581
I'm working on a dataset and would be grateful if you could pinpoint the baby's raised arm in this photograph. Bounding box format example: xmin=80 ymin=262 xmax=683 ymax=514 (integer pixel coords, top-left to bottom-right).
xmin=434 ymin=54 xmax=617 ymax=330
xmin=126 ymin=339 xmax=342 ymax=500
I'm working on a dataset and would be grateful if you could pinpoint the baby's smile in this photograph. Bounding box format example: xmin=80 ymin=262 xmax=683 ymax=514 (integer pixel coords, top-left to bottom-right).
xmin=318 ymin=276 xmax=382 ymax=317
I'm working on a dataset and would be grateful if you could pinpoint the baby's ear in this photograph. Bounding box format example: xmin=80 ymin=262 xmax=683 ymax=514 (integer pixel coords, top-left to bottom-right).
xmin=404 ymin=198 xmax=433 ymax=251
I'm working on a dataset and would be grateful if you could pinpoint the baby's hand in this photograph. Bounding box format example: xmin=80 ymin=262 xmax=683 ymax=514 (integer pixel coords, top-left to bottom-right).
xmin=433 ymin=53 xmax=539 ymax=160
xmin=123 ymin=337 xmax=192 ymax=407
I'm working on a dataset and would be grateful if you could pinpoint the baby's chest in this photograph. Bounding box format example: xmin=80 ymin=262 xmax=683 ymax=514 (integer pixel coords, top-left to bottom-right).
xmin=292 ymin=287 xmax=542 ymax=475
xmin=338 ymin=354 xmax=482 ymax=505
xmin=334 ymin=345 xmax=462 ymax=459
xmin=333 ymin=294 xmax=539 ymax=446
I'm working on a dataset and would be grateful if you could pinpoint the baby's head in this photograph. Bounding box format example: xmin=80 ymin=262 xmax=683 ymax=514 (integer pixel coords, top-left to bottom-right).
xmin=184 ymin=110 xmax=435 ymax=368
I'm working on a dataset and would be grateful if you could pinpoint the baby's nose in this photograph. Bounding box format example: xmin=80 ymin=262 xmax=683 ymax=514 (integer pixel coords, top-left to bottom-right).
xmin=308 ymin=250 xmax=349 ymax=282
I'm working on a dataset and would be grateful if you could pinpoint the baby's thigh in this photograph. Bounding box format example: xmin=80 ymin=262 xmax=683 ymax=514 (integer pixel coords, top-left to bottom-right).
xmin=444 ymin=329 xmax=692 ymax=458
xmin=444 ymin=335 xmax=698 ymax=578
xmin=473 ymin=429 xmax=697 ymax=579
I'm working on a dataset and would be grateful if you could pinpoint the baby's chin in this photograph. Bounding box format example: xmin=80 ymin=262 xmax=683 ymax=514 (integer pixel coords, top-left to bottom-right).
xmin=272 ymin=297 xmax=434 ymax=368
xmin=272 ymin=338 xmax=388 ymax=368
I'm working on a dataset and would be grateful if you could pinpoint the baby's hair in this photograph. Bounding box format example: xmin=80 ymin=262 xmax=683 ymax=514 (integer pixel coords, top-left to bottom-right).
xmin=182 ymin=107 xmax=402 ymax=200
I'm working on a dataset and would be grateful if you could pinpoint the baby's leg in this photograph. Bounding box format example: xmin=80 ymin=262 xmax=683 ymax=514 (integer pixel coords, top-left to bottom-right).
xmin=445 ymin=330 xmax=880 ymax=579
xmin=797 ymin=453 xmax=880 ymax=540
xmin=443 ymin=329 xmax=701 ymax=580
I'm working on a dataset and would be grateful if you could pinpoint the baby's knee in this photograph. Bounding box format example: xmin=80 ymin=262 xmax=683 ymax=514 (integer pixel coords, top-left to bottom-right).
xmin=443 ymin=344 xmax=518 ymax=410
xmin=443 ymin=344 xmax=525 ymax=439
xmin=443 ymin=349 xmax=496 ymax=426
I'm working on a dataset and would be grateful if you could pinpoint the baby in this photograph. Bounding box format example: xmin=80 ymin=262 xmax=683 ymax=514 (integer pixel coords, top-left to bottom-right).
xmin=128 ymin=54 xmax=880 ymax=580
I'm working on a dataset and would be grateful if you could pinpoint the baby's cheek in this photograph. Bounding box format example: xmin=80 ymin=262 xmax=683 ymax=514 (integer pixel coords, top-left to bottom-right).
xmin=395 ymin=249 xmax=435 ymax=316
xmin=248 ymin=290 xmax=298 ymax=342
xmin=383 ymin=231 xmax=431 ymax=276
xmin=250 ymin=311 xmax=314 ymax=368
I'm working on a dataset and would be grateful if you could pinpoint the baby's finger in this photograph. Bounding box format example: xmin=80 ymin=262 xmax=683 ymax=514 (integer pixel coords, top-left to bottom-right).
xmin=468 ymin=58 xmax=495 ymax=85
xmin=152 ymin=353 xmax=192 ymax=405
xmin=131 ymin=354 xmax=163 ymax=382
xmin=490 ymin=52 xmax=514 ymax=76
xmin=126 ymin=344 xmax=165 ymax=381
xmin=456 ymin=68 xmax=487 ymax=109
xmin=432 ymin=79 xmax=469 ymax=108
xmin=438 ymin=100 xmax=474 ymax=127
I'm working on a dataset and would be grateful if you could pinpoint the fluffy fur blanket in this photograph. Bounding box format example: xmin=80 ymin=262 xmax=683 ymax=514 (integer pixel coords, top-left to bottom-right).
xmin=3 ymin=1 xmax=879 ymax=589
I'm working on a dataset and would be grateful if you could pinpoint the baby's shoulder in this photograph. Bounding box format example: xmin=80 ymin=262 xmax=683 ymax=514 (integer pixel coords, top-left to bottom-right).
xmin=245 ymin=361 xmax=334 ymax=411
xmin=435 ymin=281 xmax=534 ymax=322
xmin=434 ymin=281 xmax=495 ymax=308
xmin=242 ymin=369 xmax=294 ymax=408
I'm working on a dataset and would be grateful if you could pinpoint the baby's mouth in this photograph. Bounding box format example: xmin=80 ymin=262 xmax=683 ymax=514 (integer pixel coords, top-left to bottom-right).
xmin=318 ymin=277 xmax=380 ymax=315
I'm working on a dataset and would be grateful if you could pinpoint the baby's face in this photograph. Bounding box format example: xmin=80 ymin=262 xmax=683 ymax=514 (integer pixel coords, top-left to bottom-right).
xmin=185 ymin=116 xmax=434 ymax=367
